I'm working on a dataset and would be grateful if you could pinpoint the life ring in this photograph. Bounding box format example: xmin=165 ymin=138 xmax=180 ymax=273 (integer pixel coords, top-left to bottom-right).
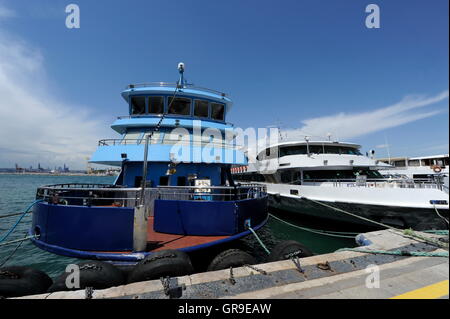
xmin=268 ymin=240 xmax=313 ymax=262
xmin=127 ymin=250 xmax=194 ymax=284
xmin=47 ymin=261 xmax=125 ymax=292
xmin=432 ymin=165 xmax=442 ymax=173
xmin=207 ymin=249 xmax=256 ymax=271
xmin=0 ymin=266 xmax=53 ymax=298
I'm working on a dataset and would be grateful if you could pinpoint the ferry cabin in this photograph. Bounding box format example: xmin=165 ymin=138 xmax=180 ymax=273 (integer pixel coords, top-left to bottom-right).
xmin=91 ymin=83 xmax=239 ymax=189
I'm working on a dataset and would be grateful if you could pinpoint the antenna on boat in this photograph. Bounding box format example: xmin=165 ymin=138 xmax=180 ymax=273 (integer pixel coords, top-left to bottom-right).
xmin=305 ymin=136 xmax=310 ymax=156
xmin=327 ymin=133 xmax=332 ymax=141
xmin=177 ymin=62 xmax=185 ymax=88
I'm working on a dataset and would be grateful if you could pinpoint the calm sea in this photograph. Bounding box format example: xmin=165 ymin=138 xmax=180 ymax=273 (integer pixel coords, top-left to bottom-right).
xmin=0 ymin=174 xmax=357 ymax=278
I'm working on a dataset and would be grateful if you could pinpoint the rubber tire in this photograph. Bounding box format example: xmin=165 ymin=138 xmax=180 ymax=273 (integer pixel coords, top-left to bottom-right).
xmin=207 ymin=249 xmax=256 ymax=271
xmin=127 ymin=250 xmax=194 ymax=284
xmin=268 ymin=240 xmax=313 ymax=262
xmin=47 ymin=260 xmax=125 ymax=293
xmin=0 ymin=266 xmax=53 ymax=298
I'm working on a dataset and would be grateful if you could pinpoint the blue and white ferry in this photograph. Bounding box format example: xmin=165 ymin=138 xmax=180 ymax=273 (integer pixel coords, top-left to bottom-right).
xmin=30 ymin=64 xmax=268 ymax=263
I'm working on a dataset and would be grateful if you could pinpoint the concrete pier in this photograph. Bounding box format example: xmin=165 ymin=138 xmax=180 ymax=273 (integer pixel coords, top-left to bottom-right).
xmin=17 ymin=229 xmax=449 ymax=299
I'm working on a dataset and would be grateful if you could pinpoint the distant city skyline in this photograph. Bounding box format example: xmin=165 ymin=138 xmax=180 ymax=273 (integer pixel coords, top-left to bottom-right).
xmin=0 ymin=0 xmax=448 ymax=170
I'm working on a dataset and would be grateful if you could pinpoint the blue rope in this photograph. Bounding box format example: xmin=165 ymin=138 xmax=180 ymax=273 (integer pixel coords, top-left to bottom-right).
xmin=0 ymin=200 xmax=43 ymax=243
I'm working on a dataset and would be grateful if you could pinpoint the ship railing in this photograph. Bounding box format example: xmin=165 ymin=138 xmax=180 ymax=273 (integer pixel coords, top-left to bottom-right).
xmin=98 ymin=138 xmax=238 ymax=148
xmin=155 ymin=184 xmax=267 ymax=201
xmin=299 ymin=178 xmax=445 ymax=190
xmin=36 ymin=184 xmax=142 ymax=208
xmin=35 ymin=183 xmax=267 ymax=208
xmin=125 ymin=82 xmax=228 ymax=97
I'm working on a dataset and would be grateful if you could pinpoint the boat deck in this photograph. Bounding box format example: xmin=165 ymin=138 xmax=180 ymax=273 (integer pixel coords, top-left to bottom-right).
xmin=146 ymin=217 xmax=228 ymax=251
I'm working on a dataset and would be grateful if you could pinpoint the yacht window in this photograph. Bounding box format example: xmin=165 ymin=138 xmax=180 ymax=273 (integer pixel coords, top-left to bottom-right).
xmin=444 ymin=157 xmax=449 ymax=166
xmin=130 ymin=96 xmax=146 ymax=115
xmin=340 ymin=147 xmax=362 ymax=155
xmin=211 ymin=103 xmax=225 ymax=121
xmin=168 ymin=97 xmax=191 ymax=115
xmin=421 ymin=159 xmax=432 ymax=166
xmin=309 ymin=145 xmax=324 ymax=154
xmin=280 ymin=170 xmax=292 ymax=183
xmin=324 ymin=146 xmax=340 ymax=154
xmin=194 ymin=100 xmax=209 ymax=118
xmin=393 ymin=160 xmax=406 ymax=167
xmin=279 ymin=145 xmax=307 ymax=157
xmin=408 ymin=160 xmax=420 ymax=167
xmin=148 ymin=96 xmax=164 ymax=114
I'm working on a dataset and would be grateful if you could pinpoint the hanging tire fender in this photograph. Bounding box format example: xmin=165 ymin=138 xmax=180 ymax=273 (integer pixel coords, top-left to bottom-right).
xmin=47 ymin=260 xmax=125 ymax=293
xmin=0 ymin=266 xmax=53 ymax=298
xmin=127 ymin=250 xmax=194 ymax=284
xmin=207 ymin=249 xmax=256 ymax=271
xmin=268 ymin=240 xmax=313 ymax=262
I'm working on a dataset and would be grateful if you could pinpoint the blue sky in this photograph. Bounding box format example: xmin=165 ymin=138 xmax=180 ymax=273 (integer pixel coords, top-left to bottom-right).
xmin=0 ymin=0 xmax=448 ymax=169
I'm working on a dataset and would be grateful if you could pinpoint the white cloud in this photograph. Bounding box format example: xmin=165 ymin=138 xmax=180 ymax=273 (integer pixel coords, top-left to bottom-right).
xmin=0 ymin=30 xmax=113 ymax=169
xmin=0 ymin=2 xmax=15 ymax=19
xmin=282 ymin=91 xmax=448 ymax=141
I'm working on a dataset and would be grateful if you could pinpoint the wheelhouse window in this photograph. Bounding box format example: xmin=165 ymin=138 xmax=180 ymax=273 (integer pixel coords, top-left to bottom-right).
xmin=168 ymin=97 xmax=191 ymax=115
xmin=194 ymin=100 xmax=209 ymax=118
xmin=211 ymin=103 xmax=225 ymax=121
xmin=148 ymin=96 xmax=164 ymax=114
xmin=130 ymin=96 xmax=146 ymax=115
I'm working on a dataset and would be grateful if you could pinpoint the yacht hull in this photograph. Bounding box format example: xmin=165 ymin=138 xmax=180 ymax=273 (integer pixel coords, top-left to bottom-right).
xmin=269 ymin=194 xmax=449 ymax=230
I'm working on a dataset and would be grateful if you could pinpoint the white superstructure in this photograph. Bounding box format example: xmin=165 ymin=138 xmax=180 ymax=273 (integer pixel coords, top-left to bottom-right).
xmin=233 ymin=140 xmax=449 ymax=230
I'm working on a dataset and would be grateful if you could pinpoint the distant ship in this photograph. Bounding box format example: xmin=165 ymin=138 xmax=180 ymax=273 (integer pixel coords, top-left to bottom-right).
xmin=377 ymin=154 xmax=449 ymax=192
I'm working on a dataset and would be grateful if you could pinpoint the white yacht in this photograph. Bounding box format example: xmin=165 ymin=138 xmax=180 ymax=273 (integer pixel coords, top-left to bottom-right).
xmin=377 ymin=154 xmax=449 ymax=192
xmin=232 ymin=140 xmax=449 ymax=230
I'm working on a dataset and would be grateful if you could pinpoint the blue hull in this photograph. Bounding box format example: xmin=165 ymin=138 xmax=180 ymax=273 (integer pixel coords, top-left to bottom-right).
xmin=30 ymin=197 xmax=268 ymax=262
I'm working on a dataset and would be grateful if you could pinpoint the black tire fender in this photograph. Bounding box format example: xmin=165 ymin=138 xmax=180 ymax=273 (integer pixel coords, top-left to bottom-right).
xmin=47 ymin=260 xmax=125 ymax=292
xmin=127 ymin=250 xmax=194 ymax=284
xmin=207 ymin=249 xmax=256 ymax=271
xmin=0 ymin=266 xmax=53 ymax=298
xmin=268 ymin=240 xmax=313 ymax=262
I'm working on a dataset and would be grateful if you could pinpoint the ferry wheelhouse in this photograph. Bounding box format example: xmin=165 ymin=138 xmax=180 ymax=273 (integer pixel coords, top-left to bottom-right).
xmin=30 ymin=65 xmax=268 ymax=262
xmin=233 ymin=139 xmax=449 ymax=230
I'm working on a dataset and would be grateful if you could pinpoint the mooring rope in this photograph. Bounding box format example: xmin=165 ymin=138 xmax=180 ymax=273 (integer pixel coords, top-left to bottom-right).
xmin=269 ymin=214 xmax=358 ymax=239
xmin=0 ymin=235 xmax=40 ymax=247
xmin=0 ymin=200 xmax=43 ymax=243
xmin=433 ymin=205 xmax=449 ymax=225
xmin=246 ymin=225 xmax=271 ymax=255
xmin=303 ymin=197 xmax=449 ymax=249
